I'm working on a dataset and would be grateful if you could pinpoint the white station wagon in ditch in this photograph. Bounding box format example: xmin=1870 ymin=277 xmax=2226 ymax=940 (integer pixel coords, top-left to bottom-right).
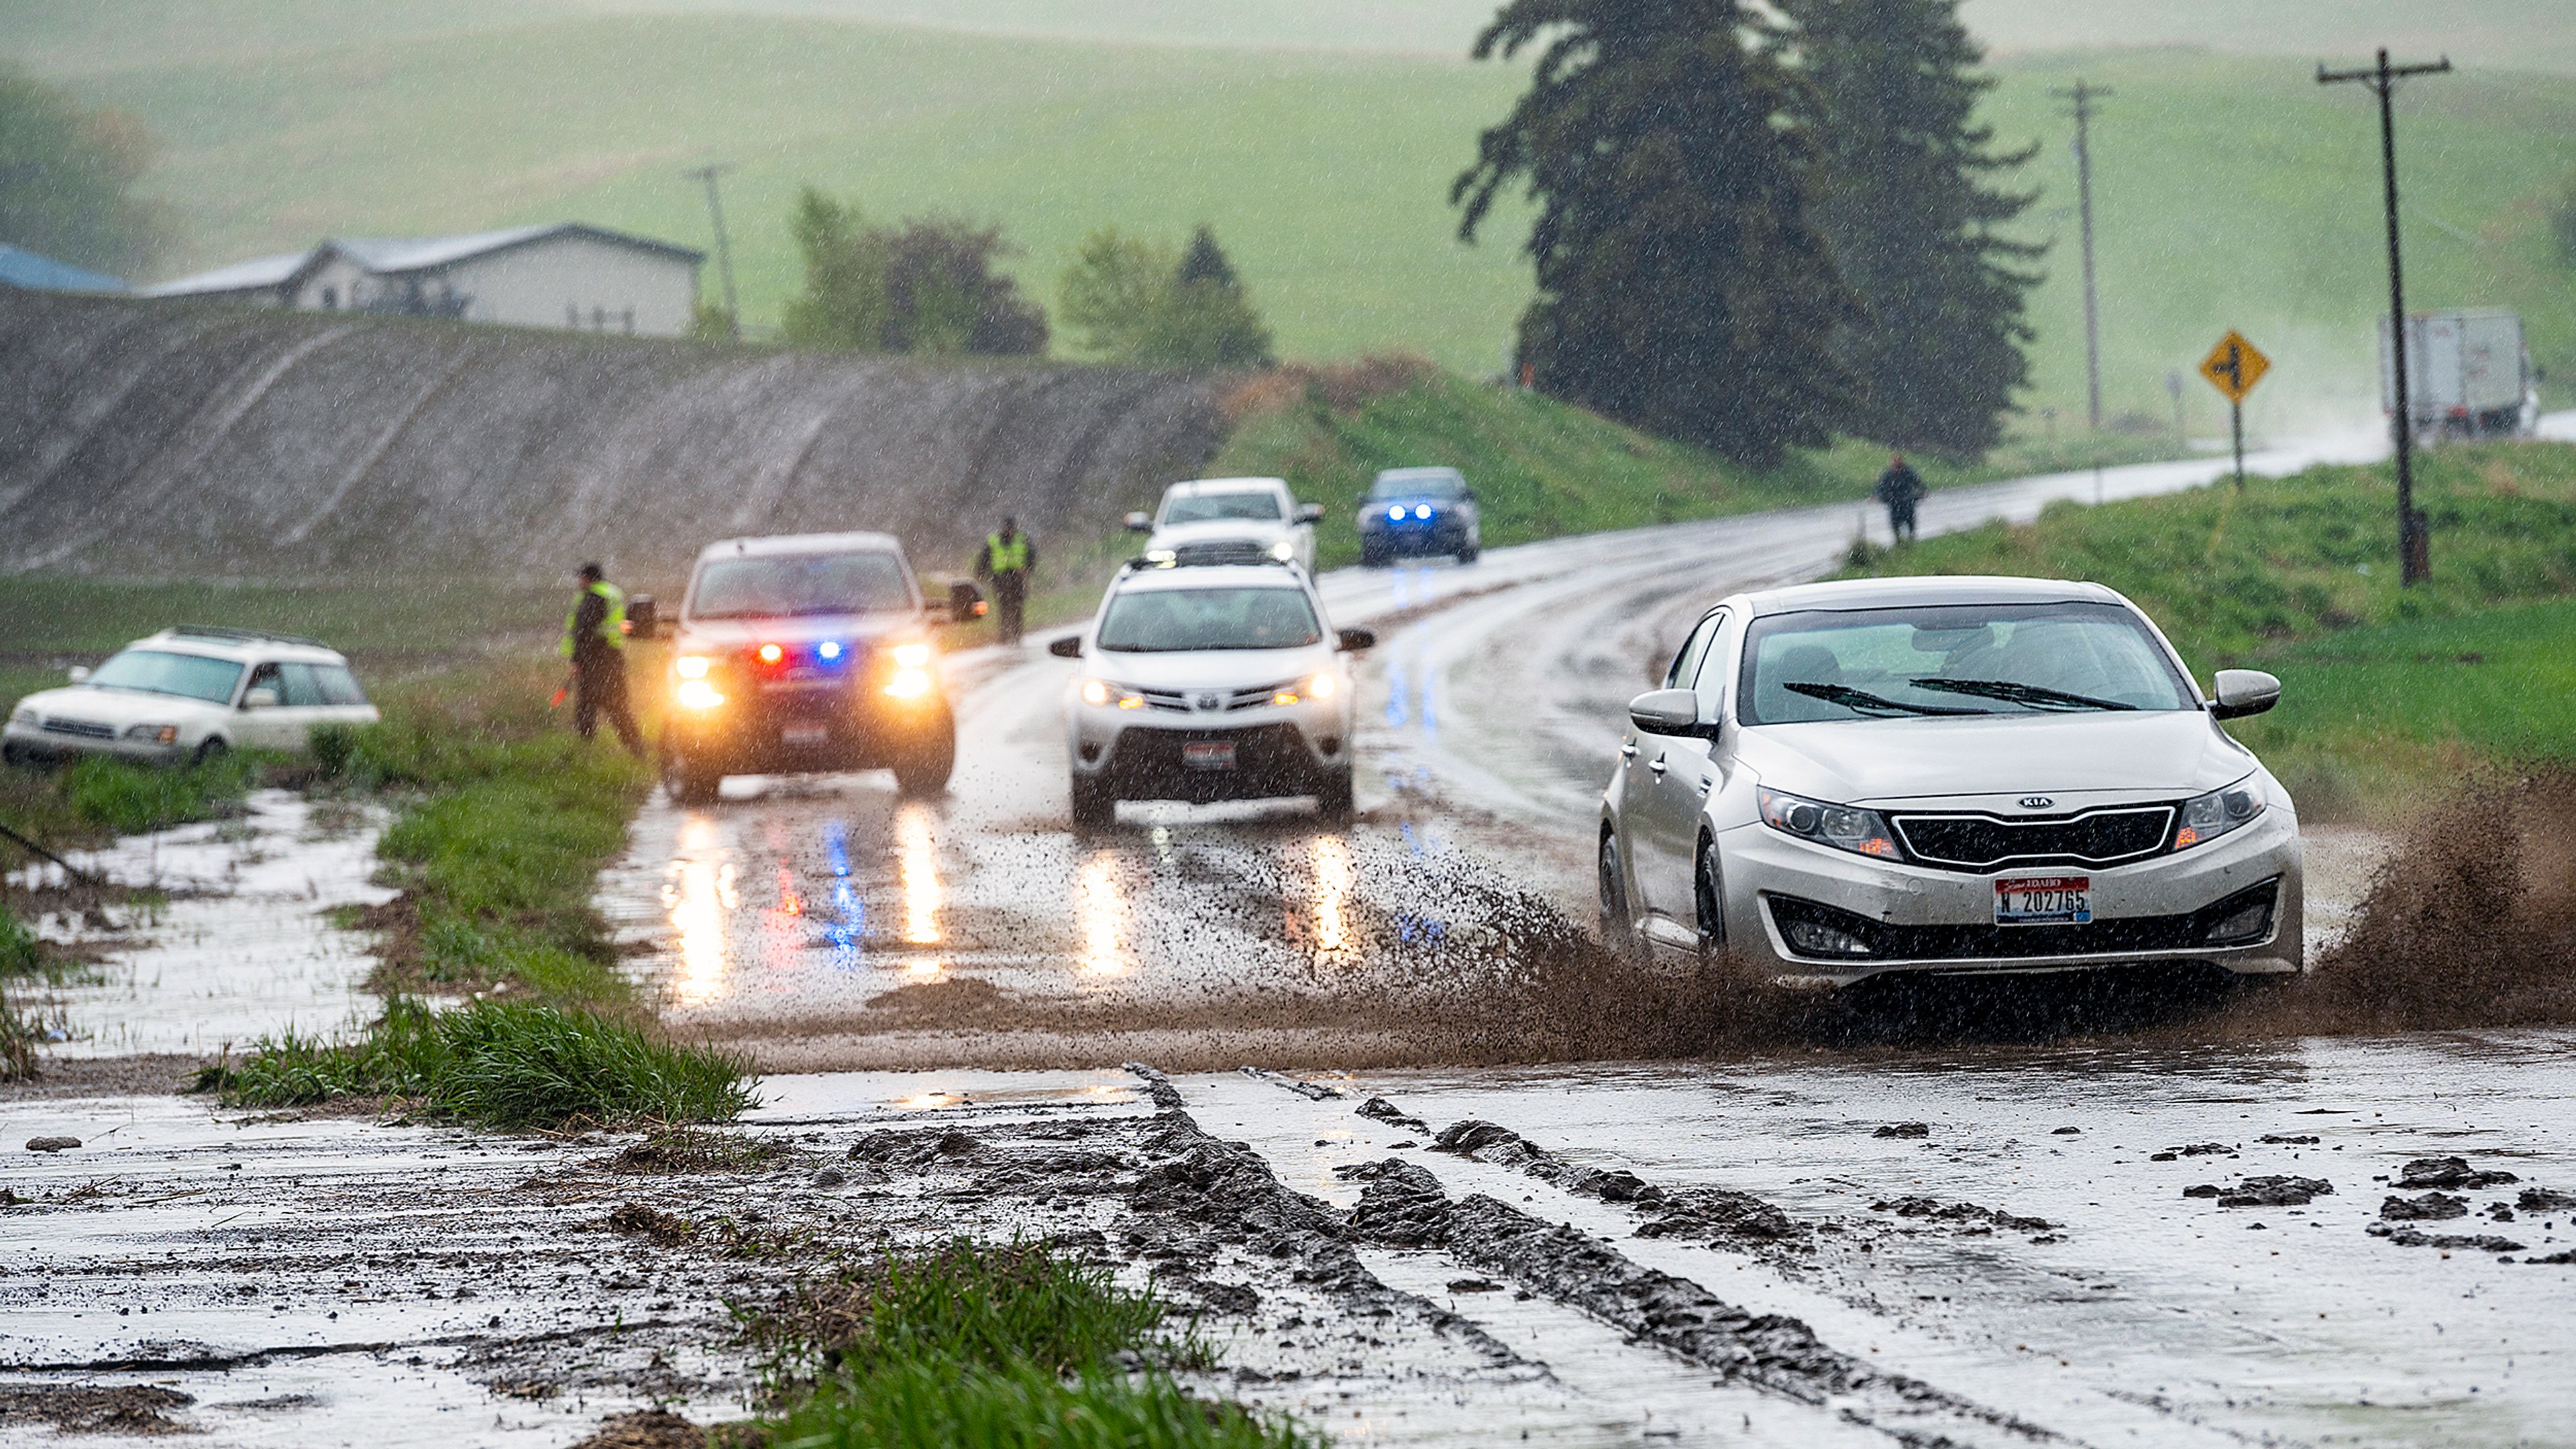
xmin=5 ymin=627 xmax=378 ymax=767
xmin=1597 ymin=576 xmax=2301 ymax=987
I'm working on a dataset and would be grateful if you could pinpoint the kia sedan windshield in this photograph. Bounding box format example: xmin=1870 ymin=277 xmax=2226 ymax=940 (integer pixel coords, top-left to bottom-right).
xmin=1740 ymin=603 xmax=2194 ymax=724
xmin=1161 ymin=492 xmax=1283 ymax=525
xmin=85 ymin=649 xmax=245 ymax=704
xmin=690 ymin=552 xmax=913 ymax=619
xmin=1097 ymin=588 xmax=1322 ymax=652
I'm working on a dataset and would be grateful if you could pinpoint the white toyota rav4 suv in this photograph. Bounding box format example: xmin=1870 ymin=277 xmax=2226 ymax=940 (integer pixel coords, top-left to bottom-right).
xmin=1052 ymin=557 xmax=1372 ymax=827
xmin=5 ymin=627 xmax=378 ymax=766
xmin=1124 ymin=477 xmax=1324 ymax=572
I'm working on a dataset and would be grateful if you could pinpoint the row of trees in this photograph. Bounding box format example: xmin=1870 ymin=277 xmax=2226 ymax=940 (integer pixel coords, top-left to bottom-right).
xmin=778 ymin=188 xmax=1273 ymax=367
xmin=1456 ymin=0 xmax=2040 ymax=465
xmin=0 ymin=66 xmax=170 ymax=278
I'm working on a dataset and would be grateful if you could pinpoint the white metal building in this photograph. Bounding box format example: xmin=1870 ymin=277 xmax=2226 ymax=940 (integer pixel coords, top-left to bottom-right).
xmin=140 ymin=224 xmax=704 ymax=337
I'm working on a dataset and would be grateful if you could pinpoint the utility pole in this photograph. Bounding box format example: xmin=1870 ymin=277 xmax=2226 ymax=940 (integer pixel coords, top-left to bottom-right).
xmin=684 ymin=163 xmax=741 ymax=341
xmin=2051 ymin=80 xmax=2110 ymax=433
xmin=2319 ymin=49 xmax=2450 ymax=586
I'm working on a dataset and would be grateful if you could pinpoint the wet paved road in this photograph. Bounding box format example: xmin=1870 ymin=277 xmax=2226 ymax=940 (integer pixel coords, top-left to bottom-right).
xmin=596 ymin=428 xmax=2398 ymax=1068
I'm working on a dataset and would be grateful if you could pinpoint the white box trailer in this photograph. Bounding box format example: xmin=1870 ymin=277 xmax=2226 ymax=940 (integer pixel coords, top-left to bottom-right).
xmin=2379 ymin=308 xmax=2537 ymax=440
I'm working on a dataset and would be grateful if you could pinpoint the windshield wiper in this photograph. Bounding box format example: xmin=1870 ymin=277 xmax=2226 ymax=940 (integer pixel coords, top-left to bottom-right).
xmin=1783 ymin=681 xmax=1983 ymax=716
xmin=1909 ymin=678 xmax=2138 ymax=712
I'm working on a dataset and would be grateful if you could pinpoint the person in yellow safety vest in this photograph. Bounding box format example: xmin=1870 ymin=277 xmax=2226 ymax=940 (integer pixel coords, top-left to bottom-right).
xmin=973 ymin=516 xmax=1037 ymax=645
xmin=561 ymin=562 xmax=644 ymax=755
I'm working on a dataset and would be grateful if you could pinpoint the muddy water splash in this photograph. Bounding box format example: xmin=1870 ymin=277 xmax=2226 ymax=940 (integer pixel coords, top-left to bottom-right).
xmin=0 ymin=292 xmax=1223 ymax=582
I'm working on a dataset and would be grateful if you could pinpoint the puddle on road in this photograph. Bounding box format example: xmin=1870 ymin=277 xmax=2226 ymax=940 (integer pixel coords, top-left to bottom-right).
xmin=9 ymin=790 xmax=392 ymax=1057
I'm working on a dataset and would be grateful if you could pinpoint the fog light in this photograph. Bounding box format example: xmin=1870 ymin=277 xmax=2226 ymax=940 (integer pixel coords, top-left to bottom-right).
xmin=676 ymin=678 xmax=726 ymax=710
xmin=2204 ymin=900 xmax=2273 ymax=945
xmin=1318 ymin=735 xmax=1342 ymax=755
xmin=676 ymin=654 xmax=711 ymax=679
xmin=1784 ymin=919 xmax=1874 ymax=957
xmin=1079 ymin=742 xmax=1102 ymax=763
xmin=885 ymin=667 xmax=932 ymax=700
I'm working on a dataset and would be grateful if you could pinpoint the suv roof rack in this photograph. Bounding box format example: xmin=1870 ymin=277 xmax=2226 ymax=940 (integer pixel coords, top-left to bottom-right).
xmin=166 ymin=624 xmax=331 ymax=649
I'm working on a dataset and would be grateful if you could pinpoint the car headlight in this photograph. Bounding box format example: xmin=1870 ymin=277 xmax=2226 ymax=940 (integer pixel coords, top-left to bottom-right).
xmin=1269 ymin=539 xmax=1296 ymax=560
xmin=2173 ymin=781 xmax=2264 ymax=850
xmin=1271 ymin=671 xmax=1338 ymax=706
xmin=1757 ymin=787 xmax=1900 ymax=858
xmin=675 ymin=678 xmax=726 ymax=710
xmin=124 ymin=724 xmax=180 ymax=745
xmin=676 ymin=654 xmax=712 ymax=680
xmin=8 ymin=708 xmax=32 ymax=727
xmin=892 ymin=642 xmax=931 ymax=668
xmin=1144 ymin=548 xmax=1177 ymax=564
xmin=885 ymin=667 xmax=933 ymax=700
xmin=1080 ymin=678 xmax=1144 ymax=710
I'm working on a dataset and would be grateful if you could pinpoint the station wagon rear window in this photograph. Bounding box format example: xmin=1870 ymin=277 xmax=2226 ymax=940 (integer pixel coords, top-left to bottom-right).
xmin=85 ymin=649 xmax=246 ymax=704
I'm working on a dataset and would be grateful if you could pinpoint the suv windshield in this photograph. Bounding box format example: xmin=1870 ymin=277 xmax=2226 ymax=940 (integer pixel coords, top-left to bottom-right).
xmin=86 ymin=649 xmax=245 ymax=704
xmin=690 ymin=552 xmax=914 ymax=620
xmin=1097 ymin=587 xmax=1322 ymax=653
xmin=1739 ymin=602 xmax=2194 ymax=724
xmin=1161 ymin=492 xmax=1283 ymax=525
xmin=1370 ymin=473 xmax=1466 ymax=501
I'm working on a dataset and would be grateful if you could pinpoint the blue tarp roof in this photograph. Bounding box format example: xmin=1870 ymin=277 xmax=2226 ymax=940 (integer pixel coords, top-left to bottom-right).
xmin=0 ymin=244 xmax=129 ymax=293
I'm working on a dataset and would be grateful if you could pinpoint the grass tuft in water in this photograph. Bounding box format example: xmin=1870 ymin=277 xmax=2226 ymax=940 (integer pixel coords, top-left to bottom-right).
xmin=200 ymin=997 xmax=755 ymax=1130
xmin=769 ymin=1357 xmax=1311 ymax=1449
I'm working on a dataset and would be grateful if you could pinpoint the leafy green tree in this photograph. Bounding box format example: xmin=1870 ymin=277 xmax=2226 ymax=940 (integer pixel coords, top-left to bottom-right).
xmin=1784 ymin=0 xmax=2041 ymax=459
xmin=780 ymin=189 xmax=1046 ymax=356
xmin=0 ymin=65 xmax=168 ymax=276
xmin=1057 ymin=223 xmax=1273 ymax=367
xmin=1454 ymin=0 xmax=1858 ymax=467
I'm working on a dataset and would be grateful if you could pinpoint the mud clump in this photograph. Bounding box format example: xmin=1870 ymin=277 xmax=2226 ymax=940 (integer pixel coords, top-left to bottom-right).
xmin=848 ymin=1128 xmax=982 ymax=1167
xmin=604 ymin=1202 xmax=696 ymax=1246
xmin=2394 ymin=1157 xmax=2519 ymax=1191
xmin=1873 ymin=1122 xmax=1931 ymax=1139
xmin=1340 ymin=1159 xmax=1454 ymax=1247
xmin=1870 ymin=1196 xmax=2053 ymax=1233
xmin=2161 ymin=1142 xmax=2236 ymax=1158
xmin=2259 ymin=1134 xmax=2320 ymax=1145
xmin=0 ymin=1385 xmax=194 ymax=1435
xmin=2517 ymin=1187 xmax=2576 ymax=1213
xmin=570 ymin=1409 xmax=728 ymax=1449
xmin=1429 ymin=1118 xmax=1799 ymax=1243
xmin=23 ymin=1136 xmax=80 ymax=1152
xmin=1355 ymin=1097 xmax=1430 ymax=1134
xmin=2366 ymin=1224 xmax=2527 ymax=1254
xmin=2380 ymin=1192 xmax=2469 ymax=1221
xmin=2185 ymin=1175 xmax=2332 ymax=1207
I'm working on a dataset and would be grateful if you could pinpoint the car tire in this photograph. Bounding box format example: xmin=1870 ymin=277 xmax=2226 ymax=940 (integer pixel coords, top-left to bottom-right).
xmin=1456 ymin=543 xmax=1480 ymax=564
xmin=1360 ymin=543 xmax=1388 ymax=569
xmin=1597 ymin=829 xmax=1633 ymax=953
xmin=1693 ymin=837 xmax=1727 ymax=958
xmin=892 ymin=712 xmax=956 ymax=797
xmin=1316 ymin=766 xmax=1354 ymax=824
xmin=1069 ymin=773 xmax=1115 ymax=830
xmin=193 ymin=737 xmax=229 ymax=767
xmin=663 ymin=749 xmax=720 ymax=807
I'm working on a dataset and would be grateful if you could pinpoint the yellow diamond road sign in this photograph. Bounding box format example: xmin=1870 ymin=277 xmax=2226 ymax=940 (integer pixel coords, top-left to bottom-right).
xmin=2199 ymin=330 xmax=2270 ymax=404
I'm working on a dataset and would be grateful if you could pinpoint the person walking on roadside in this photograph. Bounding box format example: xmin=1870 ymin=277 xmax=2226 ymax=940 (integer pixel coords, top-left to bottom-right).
xmin=1875 ymin=452 xmax=1927 ymax=545
xmin=562 ymin=561 xmax=645 ymax=755
xmin=975 ymin=517 xmax=1036 ymax=645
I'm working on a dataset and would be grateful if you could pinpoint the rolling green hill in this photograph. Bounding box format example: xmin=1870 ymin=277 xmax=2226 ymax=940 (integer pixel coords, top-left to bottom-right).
xmin=10 ymin=3 xmax=2576 ymax=433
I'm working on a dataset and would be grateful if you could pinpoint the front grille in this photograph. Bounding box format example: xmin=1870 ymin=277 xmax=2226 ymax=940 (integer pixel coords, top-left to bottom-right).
xmin=1135 ymin=687 xmax=1191 ymax=714
xmin=40 ymin=716 xmax=115 ymax=739
xmin=1892 ymin=805 xmax=2175 ymax=870
xmin=1766 ymin=879 xmax=2279 ymax=963
xmin=1226 ymin=680 xmax=1297 ymax=712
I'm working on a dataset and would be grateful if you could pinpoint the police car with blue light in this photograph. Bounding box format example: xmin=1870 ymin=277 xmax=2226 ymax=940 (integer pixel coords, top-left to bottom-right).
xmin=1358 ymin=466 xmax=1480 ymax=566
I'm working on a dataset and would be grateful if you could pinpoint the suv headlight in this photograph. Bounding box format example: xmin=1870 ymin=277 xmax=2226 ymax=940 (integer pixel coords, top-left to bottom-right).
xmin=1080 ymin=678 xmax=1144 ymax=710
xmin=2173 ymin=781 xmax=2264 ymax=850
xmin=1757 ymin=786 xmax=1900 ymax=858
xmin=8 ymin=708 xmax=32 ymax=728
xmin=125 ymin=724 xmax=180 ymax=745
xmin=1268 ymin=539 xmax=1296 ymax=560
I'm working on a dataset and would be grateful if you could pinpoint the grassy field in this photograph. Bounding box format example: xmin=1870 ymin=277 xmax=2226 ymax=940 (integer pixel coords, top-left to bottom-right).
xmin=1840 ymin=440 xmax=2576 ymax=814
xmin=12 ymin=3 xmax=2576 ymax=431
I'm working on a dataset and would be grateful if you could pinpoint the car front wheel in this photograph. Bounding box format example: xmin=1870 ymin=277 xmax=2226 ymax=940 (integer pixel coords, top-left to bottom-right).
xmin=1694 ymin=837 xmax=1727 ymax=957
xmin=663 ymin=749 xmax=720 ymax=807
xmin=1315 ymin=766 xmax=1354 ymax=824
xmin=892 ymin=712 xmax=956 ymax=797
xmin=1069 ymin=773 xmax=1115 ymax=830
xmin=193 ymin=737 xmax=229 ymax=767
xmin=1598 ymin=830 xmax=1633 ymax=951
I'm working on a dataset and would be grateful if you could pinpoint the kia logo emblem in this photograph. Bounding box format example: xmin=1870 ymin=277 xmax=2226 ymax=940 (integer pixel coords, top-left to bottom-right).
xmin=1195 ymin=693 xmax=1221 ymax=712
xmin=2018 ymin=796 xmax=2054 ymax=809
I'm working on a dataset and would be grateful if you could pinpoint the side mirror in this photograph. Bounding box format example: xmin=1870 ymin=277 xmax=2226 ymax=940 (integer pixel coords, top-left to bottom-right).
xmin=1628 ymin=688 xmax=1715 ymax=739
xmin=2209 ymin=668 xmax=2280 ymax=720
xmin=66 ymin=665 xmax=91 ymax=684
xmin=624 ymin=594 xmax=658 ymax=639
xmin=1123 ymin=511 xmax=1154 ymax=533
xmin=1047 ymin=636 xmax=1083 ymax=659
xmin=947 ymin=580 xmax=987 ymax=624
xmin=242 ymin=687 xmax=280 ymax=710
xmin=1293 ymin=502 xmax=1325 ymax=525
xmin=1336 ymin=627 xmax=1376 ymax=653
xmin=1462 ymin=488 xmax=1477 ymax=502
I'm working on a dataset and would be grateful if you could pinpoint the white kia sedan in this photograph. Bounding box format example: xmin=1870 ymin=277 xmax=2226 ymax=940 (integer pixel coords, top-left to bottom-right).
xmin=1052 ymin=557 xmax=1369 ymax=826
xmin=1597 ymin=576 xmax=2301 ymax=987
xmin=4 ymin=627 xmax=378 ymax=767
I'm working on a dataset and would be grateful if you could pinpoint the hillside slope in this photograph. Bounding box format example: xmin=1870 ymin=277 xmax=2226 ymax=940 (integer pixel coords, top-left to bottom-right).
xmin=0 ymin=292 xmax=1222 ymax=584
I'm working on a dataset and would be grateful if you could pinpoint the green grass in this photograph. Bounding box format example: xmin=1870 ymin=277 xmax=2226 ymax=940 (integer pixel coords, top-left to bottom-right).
xmin=743 ymin=1239 xmax=1309 ymax=1449
xmin=1839 ymin=440 xmax=2576 ymax=814
xmin=200 ymin=996 xmax=755 ymax=1129
xmin=14 ymin=7 xmax=2576 ymax=428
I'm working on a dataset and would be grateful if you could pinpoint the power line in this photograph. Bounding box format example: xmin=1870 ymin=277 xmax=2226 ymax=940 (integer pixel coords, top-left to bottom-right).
xmin=2049 ymin=79 xmax=2110 ymax=433
xmin=684 ymin=162 xmax=741 ymax=341
xmin=2318 ymin=48 xmax=2451 ymax=586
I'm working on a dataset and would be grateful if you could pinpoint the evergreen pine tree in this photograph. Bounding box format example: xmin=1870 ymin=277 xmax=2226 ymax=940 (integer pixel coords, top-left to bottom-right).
xmin=1454 ymin=0 xmax=1859 ymax=467
xmin=1784 ymin=0 xmax=2041 ymax=458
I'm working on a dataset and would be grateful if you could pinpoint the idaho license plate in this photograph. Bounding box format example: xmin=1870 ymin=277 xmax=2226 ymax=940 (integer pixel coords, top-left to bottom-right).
xmin=781 ymin=722 xmax=830 ymax=747
xmin=1181 ymin=739 xmax=1237 ymax=771
xmin=1995 ymin=875 xmax=2091 ymax=926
